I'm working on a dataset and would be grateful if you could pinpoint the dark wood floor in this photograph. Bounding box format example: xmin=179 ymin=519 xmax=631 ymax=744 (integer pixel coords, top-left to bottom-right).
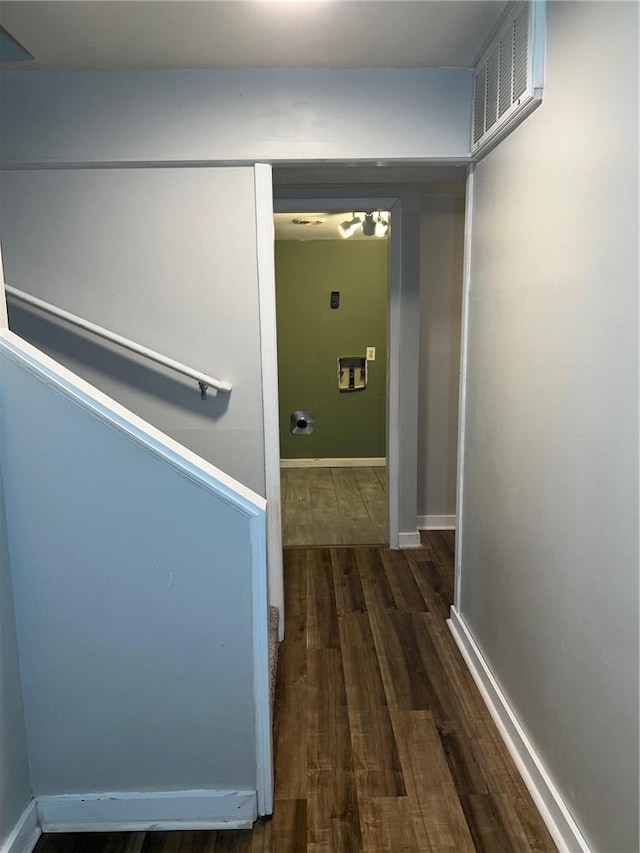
xmin=35 ymin=533 xmax=557 ymax=852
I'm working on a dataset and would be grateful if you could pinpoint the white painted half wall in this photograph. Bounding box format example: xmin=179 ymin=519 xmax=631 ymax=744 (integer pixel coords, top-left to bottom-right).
xmin=1 ymin=335 xmax=265 ymax=805
xmin=0 ymin=69 xmax=472 ymax=165
xmin=0 ymin=242 xmax=34 ymax=853
xmin=458 ymin=2 xmax=639 ymax=851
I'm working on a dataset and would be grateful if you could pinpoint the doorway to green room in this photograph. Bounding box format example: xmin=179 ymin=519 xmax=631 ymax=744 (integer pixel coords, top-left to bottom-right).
xmin=274 ymin=209 xmax=389 ymax=546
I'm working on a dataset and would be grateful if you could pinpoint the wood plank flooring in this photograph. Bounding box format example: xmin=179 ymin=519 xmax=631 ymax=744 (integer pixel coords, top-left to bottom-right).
xmin=34 ymin=533 xmax=557 ymax=852
xmin=281 ymin=467 xmax=387 ymax=546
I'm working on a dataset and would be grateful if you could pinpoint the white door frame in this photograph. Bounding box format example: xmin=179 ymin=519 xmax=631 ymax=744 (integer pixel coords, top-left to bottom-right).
xmin=254 ymin=165 xmax=285 ymax=648
xmin=272 ymin=193 xmax=403 ymax=554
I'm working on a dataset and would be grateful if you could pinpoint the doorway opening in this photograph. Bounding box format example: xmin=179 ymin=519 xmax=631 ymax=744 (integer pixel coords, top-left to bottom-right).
xmin=273 ymin=208 xmax=391 ymax=547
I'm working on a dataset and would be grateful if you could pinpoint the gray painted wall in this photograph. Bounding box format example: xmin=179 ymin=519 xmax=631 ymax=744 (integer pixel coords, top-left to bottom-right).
xmin=0 ymin=460 xmax=32 ymax=845
xmin=0 ymin=167 xmax=266 ymax=496
xmin=0 ymin=68 xmax=472 ymax=164
xmin=1 ymin=349 xmax=258 ymax=794
xmin=418 ymin=192 xmax=464 ymax=519
xmin=459 ymin=3 xmax=639 ymax=851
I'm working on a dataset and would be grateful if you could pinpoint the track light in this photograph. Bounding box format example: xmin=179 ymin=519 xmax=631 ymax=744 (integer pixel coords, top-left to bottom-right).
xmin=337 ymin=210 xmax=389 ymax=239
xmin=375 ymin=214 xmax=389 ymax=237
xmin=338 ymin=214 xmax=362 ymax=239
xmin=362 ymin=213 xmax=376 ymax=237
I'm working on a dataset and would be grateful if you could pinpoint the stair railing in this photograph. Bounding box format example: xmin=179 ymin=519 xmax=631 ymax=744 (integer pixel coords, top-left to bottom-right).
xmin=5 ymin=284 xmax=232 ymax=399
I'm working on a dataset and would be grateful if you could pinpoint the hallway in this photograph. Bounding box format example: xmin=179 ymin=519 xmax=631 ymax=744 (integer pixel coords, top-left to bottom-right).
xmin=34 ymin=533 xmax=556 ymax=852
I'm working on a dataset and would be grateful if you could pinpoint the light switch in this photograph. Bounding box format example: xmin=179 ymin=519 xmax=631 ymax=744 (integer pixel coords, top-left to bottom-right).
xmin=366 ymin=346 xmax=376 ymax=361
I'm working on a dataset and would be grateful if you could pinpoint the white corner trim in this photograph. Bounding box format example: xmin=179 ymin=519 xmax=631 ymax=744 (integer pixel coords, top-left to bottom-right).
xmin=36 ymin=789 xmax=257 ymax=834
xmin=0 ymin=800 xmax=41 ymax=853
xmin=398 ymin=530 xmax=422 ymax=548
xmin=454 ymin=165 xmax=475 ymax=611
xmin=280 ymin=457 xmax=386 ymax=469
xmin=254 ymin=164 xmax=285 ymax=646
xmin=253 ymin=163 xmax=277 ymax=814
xmin=417 ymin=514 xmax=456 ymax=530
xmin=249 ymin=511 xmax=273 ymax=817
xmin=386 ymin=197 xmax=402 ymax=550
xmin=0 ymin=242 xmax=9 ymax=329
xmin=448 ymin=608 xmax=591 ymax=853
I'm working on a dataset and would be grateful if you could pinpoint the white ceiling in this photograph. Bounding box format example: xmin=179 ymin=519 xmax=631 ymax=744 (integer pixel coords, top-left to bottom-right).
xmin=0 ymin=1 xmax=507 ymax=73
xmin=275 ymin=210 xmax=390 ymax=240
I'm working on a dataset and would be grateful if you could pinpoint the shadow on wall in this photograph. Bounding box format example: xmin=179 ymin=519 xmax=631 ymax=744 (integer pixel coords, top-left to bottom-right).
xmin=8 ymin=304 xmax=232 ymax=420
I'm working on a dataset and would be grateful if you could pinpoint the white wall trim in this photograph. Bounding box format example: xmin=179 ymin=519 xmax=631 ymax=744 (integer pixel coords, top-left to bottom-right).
xmin=448 ymin=608 xmax=591 ymax=853
xmin=387 ymin=198 xmax=402 ymax=549
xmin=454 ymin=165 xmax=474 ymax=610
xmin=0 ymin=240 xmax=8 ymax=328
xmin=280 ymin=457 xmax=385 ymax=469
xmin=249 ymin=510 xmax=273 ymax=817
xmin=0 ymin=801 xmax=41 ymax=853
xmin=252 ymin=164 xmax=277 ymax=814
xmin=36 ymin=789 xmax=257 ymax=834
xmin=417 ymin=514 xmax=456 ymax=530
xmin=398 ymin=530 xmax=422 ymax=548
xmin=0 ymin=331 xmax=265 ymax=518
xmin=254 ymin=164 xmax=284 ymax=647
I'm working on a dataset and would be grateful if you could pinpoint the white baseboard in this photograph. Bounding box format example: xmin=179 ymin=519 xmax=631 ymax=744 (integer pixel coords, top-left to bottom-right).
xmin=417 ymin=514 xmax=456 ymax=530
xmin=448 ymin=608 xmax=590 ymax=853
xmin=398 ymin=530 xmax=422 ymax=548
xmin=280 ymin=457 xmax=386 ymax=468
xmin=1 ymin=800 xmax=41 ymax=853
xmin=37 ymin=789 xmax=256 ymax=833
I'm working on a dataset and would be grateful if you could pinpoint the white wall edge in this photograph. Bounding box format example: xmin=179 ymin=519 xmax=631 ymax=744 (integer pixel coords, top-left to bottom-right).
xmin=453 ymin=165 xmax=474 ymax=610
xmin=387 ymin=198 xmax=402 ymax=549
xmin=448 ymin=608 xmax=591 ymax=853
xmin=0 ymin=800 xmax=41 ymax=853
xmin=0 ymin=240 xmax=8 ymax=328
xmin=249 ymin=511 xmax=273 ymax=817
xmin=280 ymin=457 xmax=386 ymax=468
xmin=36 ymin=789 xmax=257 ymax=833
xmin=0 ymin=330 xmax=265 ymax=517
xmin=417 ymin=515 xmax=456 ymax=530
xmin=398 ymin=530 xmax=422 ymax=548
xmin=254 ymin=163 xmax=285 ymax=646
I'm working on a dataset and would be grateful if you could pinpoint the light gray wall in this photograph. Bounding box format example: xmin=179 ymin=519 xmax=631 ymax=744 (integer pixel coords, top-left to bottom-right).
xmin=0 ymin=461 xmax=32 ymax=845
xmin=0 ymin=68 xmax=472 ymax=164
xmin=1 ymin=349 xmax=258 ymax=794
xmin=418 ymin=192 xmax=464 ymax=519
xmin=0 ymin=167 xmax=266 ymax=496
xmin=459 ymin=3 xmax=639 ymax=851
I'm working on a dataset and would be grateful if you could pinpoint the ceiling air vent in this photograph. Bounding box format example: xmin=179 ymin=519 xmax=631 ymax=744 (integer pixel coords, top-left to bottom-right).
xmin=471 ymin=1 xmax=546 ymax=160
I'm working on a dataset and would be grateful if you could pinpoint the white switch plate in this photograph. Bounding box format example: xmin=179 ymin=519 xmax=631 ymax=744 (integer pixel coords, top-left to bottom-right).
xmin=366 ymin=346 xmax=376 ymax=361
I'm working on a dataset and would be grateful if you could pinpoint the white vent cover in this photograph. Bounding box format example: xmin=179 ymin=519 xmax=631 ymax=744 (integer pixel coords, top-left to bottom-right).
xmin=471 ymin=1 xmax=546 ymax=158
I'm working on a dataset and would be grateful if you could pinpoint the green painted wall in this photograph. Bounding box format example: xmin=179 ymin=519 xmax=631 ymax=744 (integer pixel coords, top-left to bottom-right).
xmin=276 ymin=240 xmax=387 ymax=459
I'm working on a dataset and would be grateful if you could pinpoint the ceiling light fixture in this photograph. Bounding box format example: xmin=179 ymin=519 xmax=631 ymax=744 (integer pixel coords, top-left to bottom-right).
xmin=361 ymin=212 xmax=376 ymax=237
xmin=337 ymin=210 xmax=389 ymax=239
xmin=338 ymin=214 xmax=362 ymax=239
xmin=375 ymin=213 xmax=389 ymax=238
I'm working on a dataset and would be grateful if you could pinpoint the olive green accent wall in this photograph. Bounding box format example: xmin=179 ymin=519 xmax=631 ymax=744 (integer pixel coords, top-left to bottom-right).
xmin=275 ymin=240 xmax=387 ymax=459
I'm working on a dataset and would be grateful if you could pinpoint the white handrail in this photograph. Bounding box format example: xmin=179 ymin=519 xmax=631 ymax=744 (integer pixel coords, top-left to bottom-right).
xmin=5 ymin=284 xmax=232 ymax=396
